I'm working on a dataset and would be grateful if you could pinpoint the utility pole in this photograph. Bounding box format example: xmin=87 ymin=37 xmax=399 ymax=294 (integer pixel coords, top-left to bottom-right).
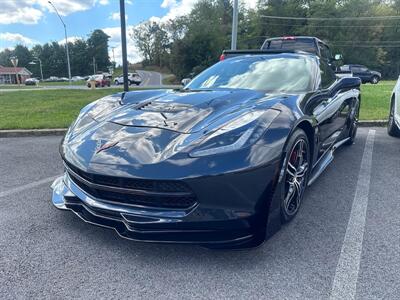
xmin=231 ymin=0 xmax=239 ymax=50
xmin=10 ymin=56 xmax=20 ymax=86
xmin=120 ymin=0 xmax=129 ymax=92
xmin=48 ymin=1 xmax=72 ymax=84
xmin=29 ymin=58 xmax=44 ymax=81
xmin=111 ymin=46 xmax=116 ymax=65
xmin=93 ymin=57 xmax=96 ymax=74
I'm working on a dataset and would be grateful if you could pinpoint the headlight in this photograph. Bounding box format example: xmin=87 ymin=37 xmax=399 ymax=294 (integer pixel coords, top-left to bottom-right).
xmin=190 ymin=109 xmax=280 ymax=157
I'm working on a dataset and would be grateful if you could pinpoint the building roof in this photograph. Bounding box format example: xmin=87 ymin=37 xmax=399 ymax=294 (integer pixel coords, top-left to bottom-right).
xmin=0 ymin=65 xmax=32 ymax=75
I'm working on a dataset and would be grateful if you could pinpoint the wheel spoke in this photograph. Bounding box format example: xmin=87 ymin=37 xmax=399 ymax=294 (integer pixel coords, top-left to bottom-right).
xmin=296 ymin=162 xmax=309 ymax=178
xmin=284 ymin=183 xmax=296 ymax=211
xmin=298 ymin=140 xmax=304 ymax=165
xmin=287 ymin=161 xmax=297 ymax=177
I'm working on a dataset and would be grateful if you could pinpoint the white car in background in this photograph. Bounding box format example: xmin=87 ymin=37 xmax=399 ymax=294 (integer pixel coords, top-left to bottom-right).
xmin=114 ymin=72 xmax=142 ymax=86
xmin=388 ymin=76 xmax=400 ymax=137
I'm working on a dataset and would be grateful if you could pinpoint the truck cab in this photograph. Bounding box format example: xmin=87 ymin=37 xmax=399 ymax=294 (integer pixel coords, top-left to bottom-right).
xmin=261 ymin=36 xmax=336 ymax=68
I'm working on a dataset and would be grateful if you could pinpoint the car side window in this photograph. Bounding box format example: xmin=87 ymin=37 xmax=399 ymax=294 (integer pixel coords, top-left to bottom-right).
xmin=320 ymin=61 xmax=336 ymax=89
xmin=318 ymin=43 xmax=331 ymax=61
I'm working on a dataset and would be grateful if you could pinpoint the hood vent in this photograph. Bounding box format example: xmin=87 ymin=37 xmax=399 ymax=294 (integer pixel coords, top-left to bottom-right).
xmin=135 ymin=101 xmax=193 ymax=113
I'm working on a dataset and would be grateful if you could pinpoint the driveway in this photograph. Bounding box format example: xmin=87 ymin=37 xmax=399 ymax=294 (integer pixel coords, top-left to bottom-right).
xmin=0 ymin=127 xmax=399 ymax=299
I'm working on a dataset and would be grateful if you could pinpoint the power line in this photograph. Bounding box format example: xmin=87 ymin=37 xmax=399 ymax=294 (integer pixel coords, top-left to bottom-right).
xmin=332 ymin=44 xmax=400 ymax=48
xmin=260 ymin=15 xmax=400 ymax=21
xmin=261 ymin=22 xmax=400 ymax=28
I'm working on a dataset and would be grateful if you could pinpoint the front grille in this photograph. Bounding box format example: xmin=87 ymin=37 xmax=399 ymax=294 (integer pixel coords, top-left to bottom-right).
xmin=65 ymin=161 xmax=196 ymax=209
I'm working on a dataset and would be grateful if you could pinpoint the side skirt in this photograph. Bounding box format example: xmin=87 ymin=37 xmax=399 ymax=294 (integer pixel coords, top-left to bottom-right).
xmin=308 ymin=137 xmax=350 ymax=186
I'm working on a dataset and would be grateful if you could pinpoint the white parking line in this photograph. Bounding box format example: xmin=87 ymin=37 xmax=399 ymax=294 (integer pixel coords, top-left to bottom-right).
xmin=330 ymin=129 xmax=376 ymax=300
xmin=0 ymin=175 xmax=60 ymax=198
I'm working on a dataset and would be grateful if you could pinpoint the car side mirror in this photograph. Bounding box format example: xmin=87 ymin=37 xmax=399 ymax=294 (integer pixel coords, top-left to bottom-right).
xmin=181 ymin=78 xmax=191 ymax=86
xmin=334 ymin=54 xmax=343 ymax=61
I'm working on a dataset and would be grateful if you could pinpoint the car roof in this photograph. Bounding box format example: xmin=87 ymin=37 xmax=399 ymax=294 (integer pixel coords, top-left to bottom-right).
xmin=265 ymin=36 xmax=328 ymax=46
xmin=228 ymin=52 xmax=319 ymax=61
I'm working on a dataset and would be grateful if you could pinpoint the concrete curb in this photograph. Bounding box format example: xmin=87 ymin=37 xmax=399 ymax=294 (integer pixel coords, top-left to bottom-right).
xmin=0 ymin=120 xmax=388 ymax=138
xmin=0 ymin=128 xmax=67 ymax=138
xmin=359 ymin=120 xmax=387 ymax=127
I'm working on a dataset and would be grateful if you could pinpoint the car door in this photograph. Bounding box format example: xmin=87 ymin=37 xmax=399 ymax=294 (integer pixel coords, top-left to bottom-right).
xmin=309 ymin=61 xmax=354 ymax=154
xmin=351 ymin=66 xmax=370 ymax=82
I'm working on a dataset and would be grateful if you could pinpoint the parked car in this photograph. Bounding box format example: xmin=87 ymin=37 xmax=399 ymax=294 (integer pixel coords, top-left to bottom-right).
xmin=388 ymin=76 xmax=400 ymax=137
xmin=51 ymin=49 xmax=361 ymax=249
xmin=44 ymin=76 xmax=59 ymax=82
xmin=340 ymin=64 xmax=381 ymax=84
xmin=86 ymin=74 xmax=111 ymax=88
xmin=114 ymin=73 xmax=142 ymax=86
xmin=71 ymin=76 xmax=84 ymax=82
xmin=25 ymin=78 xmax=39 ymax=85
xmin=260 ymin=36 xmax=340 ymax=69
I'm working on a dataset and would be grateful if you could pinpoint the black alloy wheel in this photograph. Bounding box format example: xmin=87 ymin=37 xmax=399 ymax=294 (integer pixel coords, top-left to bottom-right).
xmin=345 ymin=98 xmax=360 ymax=145
xmin=281 ymin=129 xmax=310 ymax=222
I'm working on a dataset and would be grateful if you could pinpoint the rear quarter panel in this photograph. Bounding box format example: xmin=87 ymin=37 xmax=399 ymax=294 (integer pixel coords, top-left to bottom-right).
xmin=395 ymin=77 xmax=400 ymax=125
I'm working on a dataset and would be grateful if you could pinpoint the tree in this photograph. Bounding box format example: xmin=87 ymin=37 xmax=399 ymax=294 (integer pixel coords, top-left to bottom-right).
xmin=87 ymin=29 xmax=111 ymax=73
xmin=11 ymin=45 xmax=33 ymax=68
xmin=131 ymin=21 xmax=170 ymax=67
xmin=0 ymin=48 xmax=13 ymax=67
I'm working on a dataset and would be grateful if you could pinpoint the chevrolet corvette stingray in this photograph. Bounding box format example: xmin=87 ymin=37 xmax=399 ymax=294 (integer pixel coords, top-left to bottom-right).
xmin=51 ymin=51 xmax=361 ymax=248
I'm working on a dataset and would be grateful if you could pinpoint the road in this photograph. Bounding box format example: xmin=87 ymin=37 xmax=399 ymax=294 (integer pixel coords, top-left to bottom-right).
xmin=0 ymin=127 xmax=399 ymax=299
xmin=136 ymin=70 xmax=162 ymax=86
xmin=0 ymin=70 xmax=164 ymax=92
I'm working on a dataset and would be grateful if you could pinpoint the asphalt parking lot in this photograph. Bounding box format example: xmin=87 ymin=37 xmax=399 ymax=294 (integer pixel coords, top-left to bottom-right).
xmin=0 ymin=127 xmax=399 ymax=299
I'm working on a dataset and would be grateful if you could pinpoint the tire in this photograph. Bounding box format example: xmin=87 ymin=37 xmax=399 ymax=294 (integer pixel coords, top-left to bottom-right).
xmin=345 ymin=98 xmax=360 ymax=145
xmin=107 ymin=82 xmax=110 ymax=87
xmin=371 ymin=76 xmax=379 ymax=84
xmin=114 ymin=80 xmax=119 ymax=85
xmin=388 ymin=98 xmax=400 ymax=137
xmin=280 ymin=129 xmax=311 ymax=223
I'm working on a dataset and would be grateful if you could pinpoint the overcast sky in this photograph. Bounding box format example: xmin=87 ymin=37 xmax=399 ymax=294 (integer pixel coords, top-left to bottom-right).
xmin=0 ymin=0 xmax=256 ymax=64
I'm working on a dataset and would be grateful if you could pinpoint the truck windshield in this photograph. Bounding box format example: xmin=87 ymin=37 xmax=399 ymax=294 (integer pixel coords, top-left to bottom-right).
xmin=186 ymin=55 xmax=314 ymax=93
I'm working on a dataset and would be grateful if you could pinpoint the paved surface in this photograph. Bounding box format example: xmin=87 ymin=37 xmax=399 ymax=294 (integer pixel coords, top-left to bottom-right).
xmin=137 ymin=70 xmax=162 ymax=86
xmin=0 ymin=70 xmax=164 ymax=92
xmin=0 ymin=128 xmax=399 ymax=299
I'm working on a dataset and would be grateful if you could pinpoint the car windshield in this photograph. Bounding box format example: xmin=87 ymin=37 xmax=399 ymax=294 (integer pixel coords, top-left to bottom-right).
xmin=186 ymin=55 xmax=314 ymax=93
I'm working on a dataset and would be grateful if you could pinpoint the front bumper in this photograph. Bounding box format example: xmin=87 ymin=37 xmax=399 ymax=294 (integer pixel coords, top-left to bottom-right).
xmin=51 ymin=163 xmax=278 ymax=247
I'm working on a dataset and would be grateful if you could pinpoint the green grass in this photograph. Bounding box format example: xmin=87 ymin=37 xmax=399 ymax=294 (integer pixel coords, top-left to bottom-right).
xmin=40 ymin=80 xmax=86 ymax=86
xmin=0 ymin=84 xmax=43 ymax=89
xmin=359 ymin=80 xmax=395 ymax=120
xmin=0 ymin=89 xmax=123 ymax=129
xmin=0 ymin=81 xmax=395 ymax=130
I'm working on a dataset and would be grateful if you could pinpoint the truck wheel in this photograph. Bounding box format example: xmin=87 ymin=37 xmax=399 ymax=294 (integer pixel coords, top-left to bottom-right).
xmin=371 ymin=76 xmax=379 ymax=84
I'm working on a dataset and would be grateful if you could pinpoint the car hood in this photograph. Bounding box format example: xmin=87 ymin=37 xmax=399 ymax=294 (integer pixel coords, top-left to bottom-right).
xmin=62 ymin=89 xmax=298 ymax=167
xmin=89 ymin=89 xmax=287 ymax=134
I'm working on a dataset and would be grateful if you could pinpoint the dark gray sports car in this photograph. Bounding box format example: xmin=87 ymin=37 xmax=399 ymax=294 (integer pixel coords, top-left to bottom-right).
xmin=51 ymin=51 xmax=361 ymax=248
